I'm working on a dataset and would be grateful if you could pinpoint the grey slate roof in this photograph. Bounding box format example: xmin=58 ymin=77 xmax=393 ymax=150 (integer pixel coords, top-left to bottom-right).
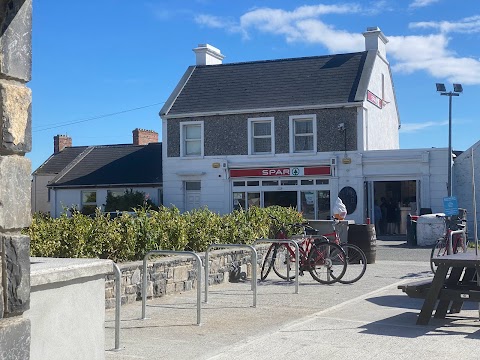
xmin=33 ymin=146 xmax=89 ymax=175
xmin=43 ymin=142 xmax=162 ymax=188
xmin=163 ymin=51 xmax=369 ymax=116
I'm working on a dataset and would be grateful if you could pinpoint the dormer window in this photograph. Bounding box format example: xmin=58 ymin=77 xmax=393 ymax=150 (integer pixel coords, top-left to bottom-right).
xmin=290 ymin=115 xmax=317 ymax=153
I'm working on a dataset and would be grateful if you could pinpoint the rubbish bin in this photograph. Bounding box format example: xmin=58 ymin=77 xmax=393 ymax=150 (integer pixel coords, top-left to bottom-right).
xmin=348 ymin=224 xmax=376 ymax=264
xmin=406 ymin=214 xmax=418 ymax=246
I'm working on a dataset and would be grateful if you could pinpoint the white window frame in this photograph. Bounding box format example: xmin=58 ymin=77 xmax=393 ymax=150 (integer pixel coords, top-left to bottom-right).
xmin=81 ymin=190 xmax=97 ymax=210
xmin=248 ymin=117 xmax=275 ymax=155
xmin=289 ymin=114 xmax=317 ymax=153
xmin=180 ymin=121 xmax=204 ymax=157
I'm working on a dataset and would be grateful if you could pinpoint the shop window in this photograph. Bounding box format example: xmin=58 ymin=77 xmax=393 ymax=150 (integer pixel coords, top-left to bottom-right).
xmin=180 ymin=122 xmax=203 ymax=157
xmin=233 ymin=181 xmax=245 ymax=187
xmin=281 ymin=180 xmax=297 ymax=186
xmin=290 ymin=115 xmax=317 ymax=153
xmin=316 ymin=179 xmax=329 ymax=185
xmin=247 ymin=193 xmax=260 ymax=208
xmin=317 ymin=190 xmax=331 ymax=220
xmin=81 ymin=190 xmax=97 ymax=214
xmin=262 ymin=180 xmax=278 ymax=186
xmin=233 ymin=192 xmax=245 ymax=210
xmin=301 ymin=180 xmax=314 ymax=185
xmin=301 ymin=191 xmax=315 ymax=220
xmin=248 ymin=117 xmax=274 ymax=155
xmin=247 ymin=181 xmax=260 ymax=186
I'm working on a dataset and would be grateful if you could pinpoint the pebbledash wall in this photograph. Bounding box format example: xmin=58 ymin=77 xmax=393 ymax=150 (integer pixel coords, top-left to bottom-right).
xmin=104 ymin=248 xmax=265 ymax=308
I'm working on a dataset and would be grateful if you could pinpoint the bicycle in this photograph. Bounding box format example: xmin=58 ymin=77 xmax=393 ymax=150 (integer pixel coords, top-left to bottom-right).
xmin=321 ymin=219 xmax=367 ymax=284
xmin=260 ymin=216 xmax=347 ymax=285
xmin=430 ymin=214 xmax=468 ymax=274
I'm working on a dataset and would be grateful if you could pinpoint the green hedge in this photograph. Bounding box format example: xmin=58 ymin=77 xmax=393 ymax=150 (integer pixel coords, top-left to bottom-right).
xmin=25 ymin=206 xmax=304 ymax=262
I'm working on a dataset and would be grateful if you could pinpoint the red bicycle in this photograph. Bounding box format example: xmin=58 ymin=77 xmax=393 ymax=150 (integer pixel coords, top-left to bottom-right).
xmin=260 ymin=216 xmax=347 ymax=284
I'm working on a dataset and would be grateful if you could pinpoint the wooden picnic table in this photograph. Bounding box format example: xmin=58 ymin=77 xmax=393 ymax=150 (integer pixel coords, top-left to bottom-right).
xmin=414 ymin=252 xmax=480 ymax=325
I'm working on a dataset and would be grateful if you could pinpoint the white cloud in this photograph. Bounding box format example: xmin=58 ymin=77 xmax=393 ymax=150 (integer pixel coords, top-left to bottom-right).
xmin=400 ymin=121 xmax=448 ymax=133
xmin=195 ymin=4 xmax=480 ymax=85
xmin=410 ymin=15 xmax=480 ymax=34
xmin=409 ymin=0 xmax=441 ymax=9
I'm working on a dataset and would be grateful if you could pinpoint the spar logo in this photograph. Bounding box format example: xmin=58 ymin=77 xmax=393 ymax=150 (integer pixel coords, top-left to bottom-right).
xmin=261 ymin=168 xmax=290 ymax=176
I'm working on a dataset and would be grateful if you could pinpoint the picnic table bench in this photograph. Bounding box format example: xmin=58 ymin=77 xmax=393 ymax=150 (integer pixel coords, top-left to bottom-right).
xmin=399 ymin=253 xmax=480 ymax=325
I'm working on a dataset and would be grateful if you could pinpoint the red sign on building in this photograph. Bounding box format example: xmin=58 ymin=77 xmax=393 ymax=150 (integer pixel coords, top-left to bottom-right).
xmin=230 ymin=166 xmax=330 ymax=178
xmin=367 ymin=90 xmax=382 ymax=109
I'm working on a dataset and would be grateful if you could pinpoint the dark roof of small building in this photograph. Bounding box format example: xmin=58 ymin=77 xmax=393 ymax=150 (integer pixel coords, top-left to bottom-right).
xmin=162 ymin=51 xmax=369 ymax=116
xmin=40 ymin=142 xmax=162 ymax=188
xmin=33 ymin=146 xmax=89 ymax=175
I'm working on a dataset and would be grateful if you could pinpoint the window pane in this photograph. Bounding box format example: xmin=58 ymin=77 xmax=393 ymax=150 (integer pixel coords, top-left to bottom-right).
xmin=317 ymin=190 xmax=331 ymax=220
xmin=107 ymin=190 xmax=124 ymax=198
xmin=295 ymin=119 xmax=313 ymax=134
xmin=253 ymin=122 xmax=271 ymax=136
xmin=301 ymin=180 xmax=314 ymax=185
xmin=247 ymin=181 xmax=259 ymax=186
xmin=316 ymin=179 xmax=329 ymax=185
xmin=247 ymin=193 xmax=260 ymax=208
xmin=253 ymin=138 xmax=271 ymax=153
xmin=186 ymin=140 xmax=201 ymax=155
xmin=185 ymin=181 xmax=201 ymax=191
xmin=294 ymin=136 xmax=313 ymax=151
xmin=233 ymin=192 xmax=245 ymax=210
xmin=301 ymin=191 xmax=315 ymax=220
xmin=185 ymin=125 xmax=201 ymax=139
xmin=281 ymin=180 xmax=297 ymax=185
xmin=82 ymin=191 xmax=96 ymax=203
xmin=262 ymin=180 xmax=278 ymax=186
xmin=233 ymin=181 xmax=245 ymax=187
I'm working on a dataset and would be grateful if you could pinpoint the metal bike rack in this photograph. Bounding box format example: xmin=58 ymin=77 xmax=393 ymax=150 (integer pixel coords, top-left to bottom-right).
xmin=253 ymin=239 xmax=300 ymax=294
xmin=141 ymin=250 xmax=202 ymax=325
xmin=112 ymin=262 xmax=122 ymax=351
xmin=448 ymin=230 xmax=467 ymax=255
xmin=204 ymin=244 xmax=257 ymax=307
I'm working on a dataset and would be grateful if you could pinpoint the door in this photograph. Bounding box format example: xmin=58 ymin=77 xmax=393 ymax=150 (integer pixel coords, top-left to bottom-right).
xmin=185 ymin=181 xmax=201 ymax=212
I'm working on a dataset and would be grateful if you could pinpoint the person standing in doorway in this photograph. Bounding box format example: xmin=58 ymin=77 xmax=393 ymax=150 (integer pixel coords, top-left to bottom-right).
xmin=374 ymin=200 xmax=382 ymax=236
xmin=380 ymin=197 xmax=388 ymax=235
xmin=386 ymin=198 xmax=397 ymax=235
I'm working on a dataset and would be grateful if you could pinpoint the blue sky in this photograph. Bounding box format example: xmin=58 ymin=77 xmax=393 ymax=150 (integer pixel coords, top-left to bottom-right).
xmin=29 ymin=0 xmax=480 ymax=171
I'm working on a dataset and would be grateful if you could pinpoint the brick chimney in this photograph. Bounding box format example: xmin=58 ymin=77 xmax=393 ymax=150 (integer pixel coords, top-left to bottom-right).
xmin=53 ymin=135 xmax=72 ymax=153
xmin=132 ymin=128 xmax=158 ymax=145
xmin=193 ymin=44 xmax=225 ymax=65
xmin=363 ymin=26 xmax=388 ymax=60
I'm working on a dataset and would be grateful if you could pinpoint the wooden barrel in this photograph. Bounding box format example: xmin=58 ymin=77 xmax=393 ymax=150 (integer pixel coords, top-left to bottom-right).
xmin=347 ymin=224 xmax=377 ymax=264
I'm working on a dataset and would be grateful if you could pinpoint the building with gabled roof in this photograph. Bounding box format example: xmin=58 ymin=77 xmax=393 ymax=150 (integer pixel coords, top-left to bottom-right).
xmin=159 ymin=27 xmax=450 ymax=234
xmin=31 ymin=129 xmax=162 ymax=217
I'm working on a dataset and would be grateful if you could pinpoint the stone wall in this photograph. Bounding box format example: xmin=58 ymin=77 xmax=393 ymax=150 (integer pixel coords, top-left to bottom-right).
xmin=0 ymin=1 xmax=33 ymax=359
xmin=105 ymin=248 xmax=266 ymax=308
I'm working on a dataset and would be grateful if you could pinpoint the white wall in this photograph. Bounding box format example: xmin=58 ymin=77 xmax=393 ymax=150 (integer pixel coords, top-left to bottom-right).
xmin=454 ymin=142 xmax=480 ymax=238
xmin=26 ymin=258 xmax=112 ymax=360
xmin=31 ymin=174 xmax=54 ymax=213
xmin=51 ymin=186 xmax=162 ymax=217
xmin=362 ymin=56 xmax=400 ymax=150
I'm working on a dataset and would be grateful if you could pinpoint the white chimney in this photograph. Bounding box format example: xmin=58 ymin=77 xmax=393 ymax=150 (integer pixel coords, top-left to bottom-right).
xmin=363 ymin=27 xmax=388 ymax=60
xmin=193 ymin=44 xmax=225 ymax=65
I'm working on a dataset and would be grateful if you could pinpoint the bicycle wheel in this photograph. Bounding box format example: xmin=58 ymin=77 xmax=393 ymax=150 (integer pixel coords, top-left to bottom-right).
xmin=307 ymin=241 xmax=346 ymax=284
xmin=430 ymin=238 xmax=447 ymax=274
xmin=272 ymin=244 xmax=296 ymax=280
xmin=260 ymin=245 xmax=275 ymax=281
xmin=337 ymin=243 xmax=367 ymax=284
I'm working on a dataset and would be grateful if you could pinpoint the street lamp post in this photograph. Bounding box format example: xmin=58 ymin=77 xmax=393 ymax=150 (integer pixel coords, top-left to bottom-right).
xmin=436 ymin=83 xmax=463 ymax=197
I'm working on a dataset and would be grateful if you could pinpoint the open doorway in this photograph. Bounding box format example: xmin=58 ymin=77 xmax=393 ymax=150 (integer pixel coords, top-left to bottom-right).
xmin=373 ymin=180 xmax=417 ymax=235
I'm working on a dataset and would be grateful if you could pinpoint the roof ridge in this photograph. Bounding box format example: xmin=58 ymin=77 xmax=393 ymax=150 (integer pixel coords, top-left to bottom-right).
xmin=196 ymin=51 xmax=367 ymax=68
xmin=49 ymin=146 xmax=96 ymax=185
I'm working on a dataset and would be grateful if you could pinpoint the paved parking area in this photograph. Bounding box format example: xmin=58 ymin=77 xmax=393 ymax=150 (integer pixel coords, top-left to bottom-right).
xmin=105 ymin=240 xmax=480 ymax=359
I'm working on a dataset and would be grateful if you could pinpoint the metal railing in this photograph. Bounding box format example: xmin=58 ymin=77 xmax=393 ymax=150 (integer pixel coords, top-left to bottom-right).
xmin=112 ymin=262 xmax=122 ymax=351
xmin=141 ymin=250 xmax=202 ymax=325
xmin=253 ymin=239 xmax=300 ymax=294
xmin=204 ymin=244 xmax=257 ymax=307
xmin=448 ymin=230 xmax=467 ymax=255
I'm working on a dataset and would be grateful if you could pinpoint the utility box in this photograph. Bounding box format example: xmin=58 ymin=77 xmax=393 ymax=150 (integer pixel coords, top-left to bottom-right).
xmin=416 ymin=213 xmax=445 ymax=246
